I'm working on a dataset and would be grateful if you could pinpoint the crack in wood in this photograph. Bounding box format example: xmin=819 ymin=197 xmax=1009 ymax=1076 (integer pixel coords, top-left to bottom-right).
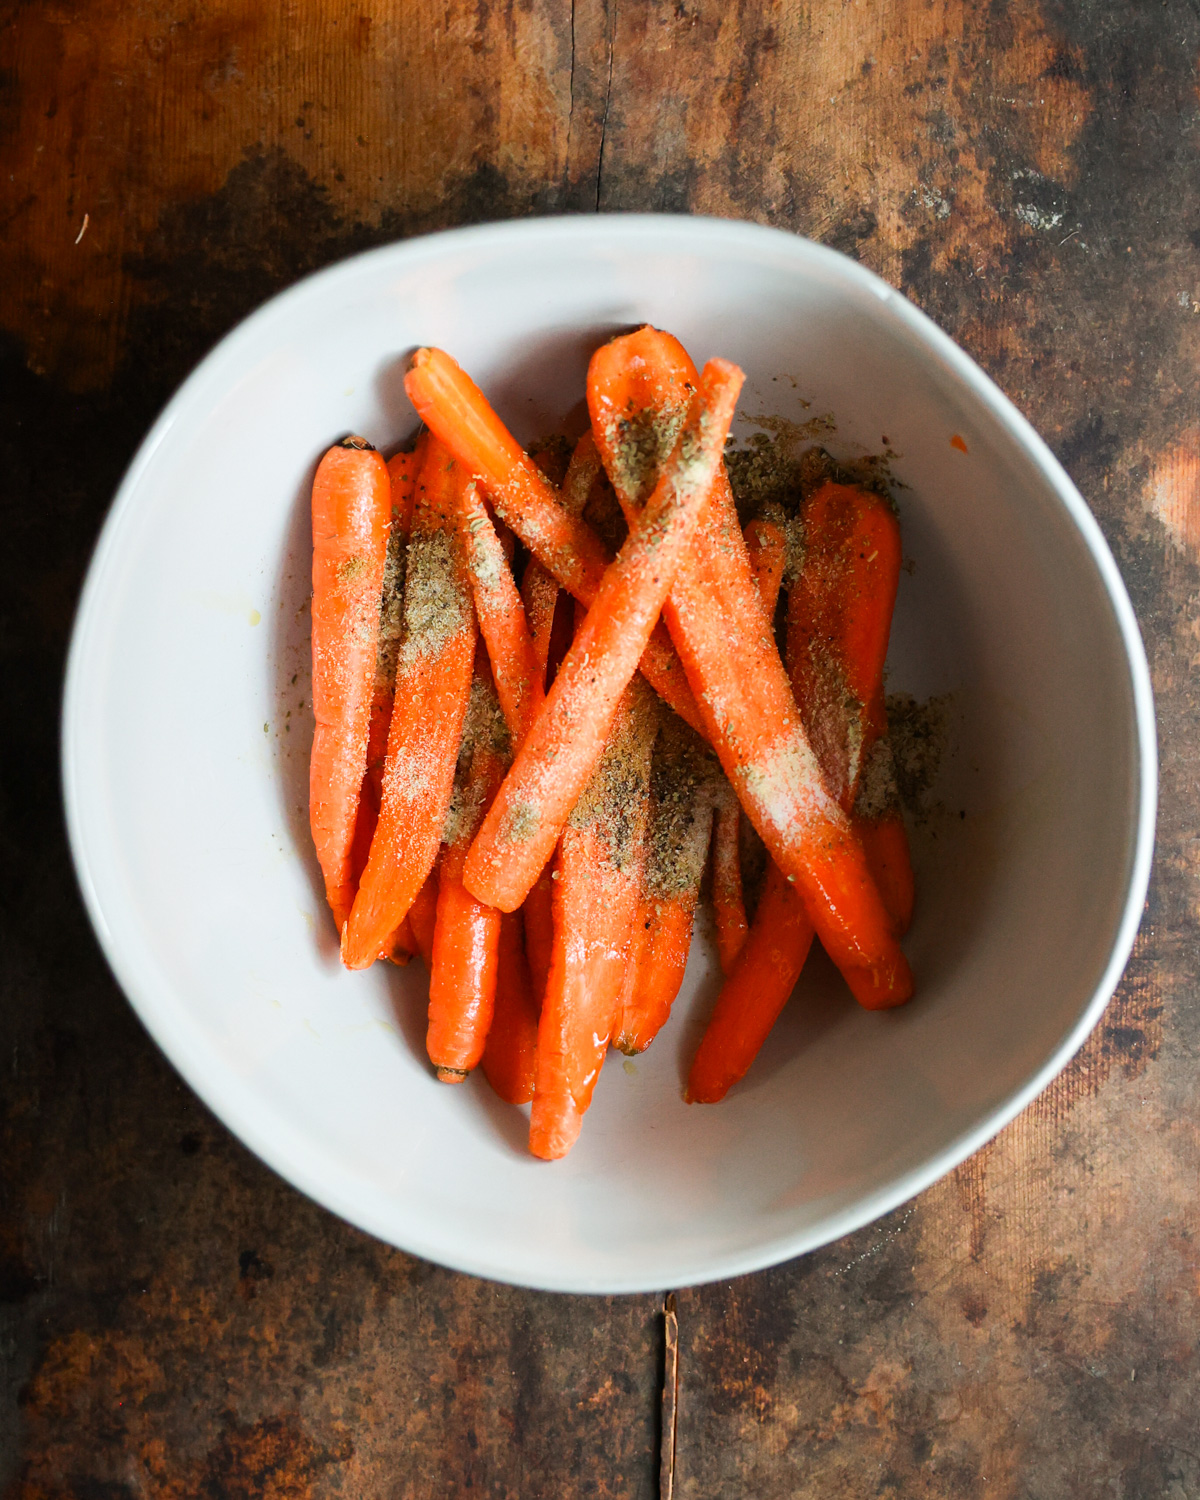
xmin=659 ymin=1292 xmax=680 ymax=1500
xmin=595 ymin=0 xmax=615 ymax=212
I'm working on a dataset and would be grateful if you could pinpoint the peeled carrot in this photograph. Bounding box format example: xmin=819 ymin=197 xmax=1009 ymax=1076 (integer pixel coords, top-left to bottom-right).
xmin=787 ymin=480 xmax=914 ymax=934
xmin=689 ymin=484 xmax=912 ymax=1098
xmin=517 ymin=444 xmax=598 ymax=1002
xmin=521 ymin=559 xmax=560 ymax=688
xmin=364 ymin=441 xmax=427 ymax=964
xmin=459 ymin=482 xmax=544 ymax=743
xmin=427 ymin=670 xmax=510 ymax=1080
xmin=614 ymin=715 xmax=714 ymax=1055
xmin=404 ymin=347 xmax=704 ymax=732
xmin=364 ymin=442 xmax=421 ymax=797
xmin=309 ymin=436 xmax=392 ymax=933
xmin=521 ymin=870 xmax=555 ymax=1003
xmin=408 ymin=863 xmax=440 ymax=965
xmin=686 ymin=863 xmax=815 ymax=1103
xmin=522 ymin=433 xmax=604 ymax=693
xmin=464 ymin=357 xmax=744 ymax=915
xmin=743 ymin=517 xmax=787 ymax=624
xmin=858 ymin=815 xmax=915 ymax=936
xmin=787 ymin=481 xmax=901 ymax=806
xmin=708 ymin=518 xmax=785 ymax=975
xmin=589 ymin=328 xmax=911 ymax=1010
xmin=341 ymin=438 xmax=477 ymax=968
xmin=529 ymin=684 xmax=655 ymax=1160
xmin=481 ymin=911 xmax=540 ymax=1105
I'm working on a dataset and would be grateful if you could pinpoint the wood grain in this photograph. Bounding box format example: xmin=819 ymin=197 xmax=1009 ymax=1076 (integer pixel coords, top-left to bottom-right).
xmin=3 ymin=0 xmax=1200 ymax=1493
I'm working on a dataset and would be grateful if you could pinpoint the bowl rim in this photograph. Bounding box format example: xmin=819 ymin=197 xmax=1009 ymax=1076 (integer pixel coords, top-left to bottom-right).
xmin=61 ymin=213 xmax=1158 ymax=1293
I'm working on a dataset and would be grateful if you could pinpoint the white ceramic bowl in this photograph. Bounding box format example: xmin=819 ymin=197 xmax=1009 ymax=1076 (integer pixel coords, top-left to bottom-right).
xmin=63 ymin=217 xmax=1155 ymax=1293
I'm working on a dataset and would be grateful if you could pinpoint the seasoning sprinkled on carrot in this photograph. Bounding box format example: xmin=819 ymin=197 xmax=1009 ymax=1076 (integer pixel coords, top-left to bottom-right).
xmin=341 ymin=438 xmax=477 ymax=968
xmin=427 ymin=667 xmax=510 ymax=1079
xmin=529 ymin=682 xmax=656 ymax=1160
xmin=463 ymin=357 xmax=745 ymax=915
xmin=589 ymin=328 xmax=912 ymax=1010
xmin=614 ymin=712 xmax=714 ymax=1056
xmin=787 ymin=479 xmax=913 ymax=934
xmin=458 ymin=481 xmax=544 ymax=743
xmin=404 ymin=347 xmax=705 ymax=731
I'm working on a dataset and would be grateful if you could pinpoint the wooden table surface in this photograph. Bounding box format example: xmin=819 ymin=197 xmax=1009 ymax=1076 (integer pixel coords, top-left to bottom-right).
xmin=3 ymin=1 xmax=1199 ymax=1494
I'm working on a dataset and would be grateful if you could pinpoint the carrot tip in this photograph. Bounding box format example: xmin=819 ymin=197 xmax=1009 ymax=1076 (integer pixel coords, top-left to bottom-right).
xmin=436 ymin=1066 xmax=469 ymax=1084
xmin=338 ymin=434 xmax=376 ymax=450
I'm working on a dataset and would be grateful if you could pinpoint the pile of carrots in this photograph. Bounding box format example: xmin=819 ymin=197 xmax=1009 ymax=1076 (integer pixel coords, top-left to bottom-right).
xmin=309 ymin=326 xmax=914 ymax=1160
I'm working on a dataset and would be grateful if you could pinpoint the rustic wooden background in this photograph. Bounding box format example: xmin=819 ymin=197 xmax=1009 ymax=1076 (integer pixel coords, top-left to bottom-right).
xmin=3 ymin=1 xmax=1199 ymax=1494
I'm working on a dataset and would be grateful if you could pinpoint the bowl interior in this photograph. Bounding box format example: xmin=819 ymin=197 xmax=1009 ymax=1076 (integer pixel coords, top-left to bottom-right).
xmin=64 ymin=218 xmax=1149 ymax=1292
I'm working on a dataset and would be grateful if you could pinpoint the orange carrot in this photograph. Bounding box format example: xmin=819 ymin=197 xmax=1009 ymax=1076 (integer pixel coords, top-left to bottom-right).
xmin=341 ymin=438 xmax=477 ymax=968
xmin=427 ymin=669 xmax=510 ymax=1079
xmin=589 ymin=328 xmax=911 ymax=1010
xmin=529 ymin=684 xmax=655 ymax=1159
xmin=464 ymin=357 xmax=744 ymax=915
xmin=690 ymin=486 xmax=913 ymax=1098
xmin=481 ymin=911 xmax=541 ymax=1105
xmin=404 ymin=347 xmax=704 ymax=732
xmin=858 ymin=815 xmax=915 ymax=936
xmin=518 ymin=443 xmax=597 ymax=1000
xmin=309 ymin=436 xmax=392 ymax=933
xmin=363 ymin=440 xmax=427 ymax=963
xmin=686 ymin=863 xmax=815 ymax=1103
xmin=662 ymin=477 xmax=908 ymax=1008
xmin=521 ymin=558 xmax=560 ymax=688
xmin=521 ymin=434 xmax=602 ymax=690
xmin=787 ymin=479 xmax=914 ymax=934
xmin=614 ymin=715 xmax=714 ymax=1055
xmin=364 ymin=442 xmax=422 ymax=798
xmin=458 ymin=481 xmax=544 ymax=742
xmin=465 ymin=442 xmax=601 ymax=995
xmin=787 ymin=481 xmax=901 ymax=806
xmin=408 ymin=863 xmax=440 ymax=965
xmin=521 ymin=870 xmax=555 ymax=1003
xmin=744 ymin=517 xmax=787 ymax=624
xmin=710 ymin=781 xmax=748 ymax=976
xmin=708 ymin=518 xmax=785 ymax=976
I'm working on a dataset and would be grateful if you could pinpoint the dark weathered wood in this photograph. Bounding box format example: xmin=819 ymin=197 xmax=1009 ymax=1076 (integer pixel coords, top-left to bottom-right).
xmin=3 ymin=0 xmax=1199 ymax=1493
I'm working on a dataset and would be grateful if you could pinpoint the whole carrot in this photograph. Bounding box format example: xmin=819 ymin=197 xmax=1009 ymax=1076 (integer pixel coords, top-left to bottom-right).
xmin=589 ymin=328 xmax=912 ymax=1010
xmin=404 ymin=347 xmax=704 ymax=732
xmin=427 ymin=669 xmax=510 ymax=1080
xmin=709 ymin=517 xmax=787 ymax=975
xmin=687 ymin=864 xmax=815 ymax=1103
xmin=689 ymin=486 xmax=912 ymax=1098
xmin=366 ymin=440 xmax=423 ymax=793
xmin=408 ymin=863 xmax=440 ymax=965
xmin=481 ymin=911 xmax=541 ymax=1105
xmin=522 ymin=434 xmax=605 ymax=687
xmin=529 ymin=683 xmax=656 ymax=1160
xmin=464 ymin=357 xmax=745 ymax=915
xmin=341 ymin=439 xmax=477 ymax=968
xmin=309 ymin=436 xmax=392 ymax=933
xmin=521 ymin=869 xmax=555 ymax=1003
xmin=459 ymin=482 xmax=544 ymax=743
xmin=364 ymin=440 xmax=427 ymax=964
xmin=787 ymin=479 xmax=914 ymax=934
